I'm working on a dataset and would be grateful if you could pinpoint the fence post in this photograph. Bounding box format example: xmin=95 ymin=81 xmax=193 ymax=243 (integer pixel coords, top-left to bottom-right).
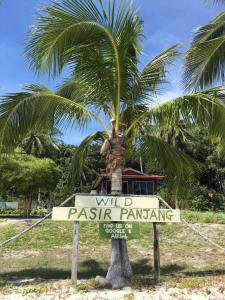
xmin=153 ymin=222 xmax=160 ymax=283
xmin=71 ymin=221 xmax=80 ymax=284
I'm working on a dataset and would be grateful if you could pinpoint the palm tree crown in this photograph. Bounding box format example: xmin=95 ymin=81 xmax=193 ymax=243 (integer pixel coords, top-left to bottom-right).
xmin=0 ymin=0 xmax=225 ymax=192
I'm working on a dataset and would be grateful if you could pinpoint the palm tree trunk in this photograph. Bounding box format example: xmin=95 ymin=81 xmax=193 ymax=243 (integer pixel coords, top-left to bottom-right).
xmin=104 ymin=133 xmax=133 ymax=288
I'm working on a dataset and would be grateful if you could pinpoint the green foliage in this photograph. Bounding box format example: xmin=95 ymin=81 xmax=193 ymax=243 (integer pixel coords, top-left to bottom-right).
xmin=22 ymin=129 xmax=60 ymax=158
xmin=0 ymin=154 xmax=61 ymax=199
xmin=0 ymin=0 xmax=225 ymax=198
xmin=189 ymin=185 xmax=225 ymax=211
xmin=184 ymin=11 xmax=225 ymax=90
xmin=186 ymin=128 xmax=225 ymax=195
xmin=190 ymin=194 xmax=211 ymax=211
xmin=0 ymin=208 xmax=21 ymax=217
xmin=0 ymin=208 xmax=47 ymax=217
xmin=50 ymin=144 xmax=75 ymax=204
xmin=69 ymin=132 xmax=105 ymax=187
xmin=182 ymin=210 xmax=225 ymax=223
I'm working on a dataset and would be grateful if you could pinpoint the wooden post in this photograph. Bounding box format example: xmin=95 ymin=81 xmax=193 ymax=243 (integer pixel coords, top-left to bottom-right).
xmin=71 ymin=221 xmax=80 ymax=284
xmin=153 ymin=222 xmax=160 ymax=283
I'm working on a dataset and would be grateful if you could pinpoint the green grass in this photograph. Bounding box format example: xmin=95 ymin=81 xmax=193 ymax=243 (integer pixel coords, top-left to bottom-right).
xmin=181 ymin=210 xmax=225 ymax=224
xmin=123 ymin=293 xmax=135 ymax=300
xmin=1 ymin=211 xmax=225 ymax=291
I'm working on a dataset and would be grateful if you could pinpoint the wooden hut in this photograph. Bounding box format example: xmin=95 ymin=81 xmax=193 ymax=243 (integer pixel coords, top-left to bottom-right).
xmin=92 ymin=168 xmax=164 ymax=195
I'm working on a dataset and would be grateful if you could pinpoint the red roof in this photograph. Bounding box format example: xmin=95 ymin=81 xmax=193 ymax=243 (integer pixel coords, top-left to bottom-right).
xmin=92 ymin=168 xmax=164 ymax=189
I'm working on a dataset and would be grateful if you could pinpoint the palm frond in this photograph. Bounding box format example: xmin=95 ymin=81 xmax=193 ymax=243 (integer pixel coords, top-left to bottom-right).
xmin=184 ymin=12 xmax=225 ymax=91
xmin=121 ymin=45 xmax=179 ymax=134
xmin=22 ymin=132 xmax=60 ymax=157
xmin=126 ymin=88 xmax=225 ymax=144
xmin=0 ymin=84 xmax=108 ymax=151
xmin=204 ymin=0 xmax=225 ymax=6
xmin=56 ymin=77 xmax=112 ymax=117
xmin=122 ymin=45 xmax=178 ymax=108
xmin=69 ymin=131 xmax=105 ymax=186
xmin=140 ymin=135 xmax=201 ymax=194
xmin=26 ymin=0 xmax=143 ymax=128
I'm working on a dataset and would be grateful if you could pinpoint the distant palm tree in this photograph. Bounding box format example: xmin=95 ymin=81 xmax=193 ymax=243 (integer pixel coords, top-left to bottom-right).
xmin=184 ymin=3 xmax=225 ymax=90
xmin=1 ymin=0 xmax=225 ymax=288
xmin=22 ymin=128 xmax=60 ymax=158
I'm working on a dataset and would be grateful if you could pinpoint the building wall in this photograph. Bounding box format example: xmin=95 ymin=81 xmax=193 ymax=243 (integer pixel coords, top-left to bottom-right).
xmin=0 ymin=202 xmax=19 ymax=209
xmin=100 ymin=178 xmax=162 ymax=195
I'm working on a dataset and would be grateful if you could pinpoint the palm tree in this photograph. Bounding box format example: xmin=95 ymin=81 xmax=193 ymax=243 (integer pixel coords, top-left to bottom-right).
xmin=22 ymin=128 xmax=60 ymax=158
xmin=184 ymin=3 xmax=225 ymax=90
xmin=1 ymin=0 xmax=225 ymax=288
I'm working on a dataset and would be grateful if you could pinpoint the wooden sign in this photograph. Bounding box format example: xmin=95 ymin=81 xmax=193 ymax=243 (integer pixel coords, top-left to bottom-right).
xmin=52 ymin=207 xmax=180 ymax=223
xmin=99 ymin=223 xmax=140 ymax=239
xmin=74 ymin=195 xmax=159 ymax=208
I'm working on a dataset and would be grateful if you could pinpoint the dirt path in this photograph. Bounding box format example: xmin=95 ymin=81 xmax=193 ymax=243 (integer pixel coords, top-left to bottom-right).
xmin=0 ymin=219 xmax=40 ymax=227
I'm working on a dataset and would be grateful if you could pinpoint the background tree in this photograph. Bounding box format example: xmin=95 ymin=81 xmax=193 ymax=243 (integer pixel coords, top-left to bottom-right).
xmin=1 ymin=0 xmax=225 ymax=288
xmin=21 ymin=128 xmax=60 ymax=158
xmin=0 ymin=154 xmax=61 ymax=217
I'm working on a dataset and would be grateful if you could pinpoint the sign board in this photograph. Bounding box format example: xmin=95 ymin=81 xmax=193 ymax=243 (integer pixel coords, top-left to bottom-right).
xmin=74 ymin=195 xmax=159 ymax=208
xmin=99 ymin=222 xmax=140 ymax=239
xmin=52 ymin=207 xmax=180 ymax=223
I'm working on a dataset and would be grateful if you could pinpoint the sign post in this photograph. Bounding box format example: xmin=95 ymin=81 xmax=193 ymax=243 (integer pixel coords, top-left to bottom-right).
xmin=71 ymin=221 xmax=79 ymax=284
xmin=52 ymin=194 xmax=181 ymax=284
xmin=153 ymin=223 xmax=160 ymax=283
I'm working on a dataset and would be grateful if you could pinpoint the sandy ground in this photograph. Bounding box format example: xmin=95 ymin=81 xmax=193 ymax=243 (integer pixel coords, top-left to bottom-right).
xmin=0 ymin=289 xmax=224 ymax=300
xmin=0 ymin=219 xmax=40 ymax=227
xmin=0 ymin=285 xmax=225 ymax=300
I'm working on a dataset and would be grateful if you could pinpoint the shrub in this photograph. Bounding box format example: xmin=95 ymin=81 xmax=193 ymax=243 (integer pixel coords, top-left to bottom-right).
xmin=0 ymin=208 xmax=47 ymax=218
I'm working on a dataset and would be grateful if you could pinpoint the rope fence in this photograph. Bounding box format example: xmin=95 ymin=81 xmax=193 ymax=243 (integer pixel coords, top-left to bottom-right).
xmin=158 ymin=196 xmax=225 ymax=254
xmin=0 ymin=194 xmax=75 ymax=248
xmin=0 ymin=194 xmax=225 ymax=254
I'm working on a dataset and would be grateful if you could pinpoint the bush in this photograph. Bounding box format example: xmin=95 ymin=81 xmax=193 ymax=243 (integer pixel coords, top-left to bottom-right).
xmin=0 ymin=208 xmax=20 ymax=216
xmin=157 ymin=184 xmax=225 ymax=212
xmin=189 ymin=185 xmax=225 ymax=211
xmin=30 ymin=208 xmax=47 ymax=217
xmin=0 ymin=208 xmax=47 ymax=218
xmin=189 ymin=195 xmax=212 ymax=211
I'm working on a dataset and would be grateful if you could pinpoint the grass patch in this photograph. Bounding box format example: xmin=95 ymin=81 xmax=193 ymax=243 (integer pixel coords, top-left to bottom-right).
xmin=72 ymin=279 xmax=102 ymax=293
xmin=1 ymin=212 xmax=225 ymax=289
xmin=166 ymin=275 xmax=225 ymax=289
xmin=0 ymin=282 xmax=50 ymax=295
xmin=123 ymin=293 xmax=135 ymax=300
xmin=181 ymin=210 xmax=225 ymax=224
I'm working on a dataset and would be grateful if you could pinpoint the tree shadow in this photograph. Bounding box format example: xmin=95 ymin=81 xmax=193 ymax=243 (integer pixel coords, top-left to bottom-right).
xmin=0 ymin=268 xmax=70 ymax=280
xmin=183 ymin=269 xmax=225 ymax=277
xmin=1 ymin=258 xmax=225 ymax=283
xmin=0 ymin=259 xmax=106 ymax=281
xmin=132 ymin=258 xmax=152 ymax=275
xmin=78 ymin=259 xmax=106 ymax=278
xmin=132 ymin=259 xmax=184 ymax=276
xmin=161 ymin=263 xmax=185 ymax=275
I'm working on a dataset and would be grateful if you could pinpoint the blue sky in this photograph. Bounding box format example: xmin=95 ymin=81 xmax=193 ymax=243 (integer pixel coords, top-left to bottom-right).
xmin=0 ymin=0 xmax=223 ymax=145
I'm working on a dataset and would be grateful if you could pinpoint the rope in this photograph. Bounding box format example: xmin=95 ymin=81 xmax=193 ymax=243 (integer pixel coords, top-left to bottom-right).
xmin=158 ymin=196 xmax=225 ymax=254
xmin=0 ymin=194 xmax=75 ymax=248
xmin=1 ymin=193 xmax=225 ymax=254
